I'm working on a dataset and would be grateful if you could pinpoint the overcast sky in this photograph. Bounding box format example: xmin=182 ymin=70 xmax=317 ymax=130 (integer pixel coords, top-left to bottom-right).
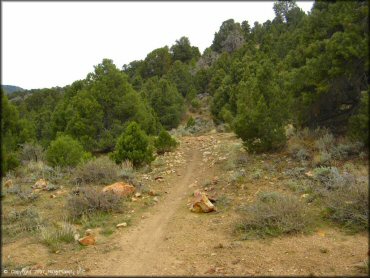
xmin=2 ymin=1 xmax=313 ymax=90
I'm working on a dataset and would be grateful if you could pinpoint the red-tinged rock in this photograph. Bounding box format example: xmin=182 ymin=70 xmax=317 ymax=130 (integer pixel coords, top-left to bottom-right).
xmin=190 ymin=190 xmax=216 ymax=213
xmin=78 ymin=235 xmax=96 ymax=246
xmin=102 ymin=182 xmax=135 ymax=197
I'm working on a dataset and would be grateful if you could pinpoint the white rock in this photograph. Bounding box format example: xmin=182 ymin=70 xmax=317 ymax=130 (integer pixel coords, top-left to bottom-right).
xmin=116 ymin=222 xmax=127 ymax=228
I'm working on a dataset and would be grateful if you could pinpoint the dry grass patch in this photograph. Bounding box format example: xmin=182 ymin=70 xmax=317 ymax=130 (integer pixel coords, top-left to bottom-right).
xmin=237 ymin=192 xmax=314 ymax=239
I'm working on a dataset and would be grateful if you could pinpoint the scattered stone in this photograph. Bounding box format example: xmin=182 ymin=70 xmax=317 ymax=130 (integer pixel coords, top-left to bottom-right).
xmin=78 ymin=235 xmax=96 ymax=246
xmin=153 ymin=197 xmax=159 ymax=202
xmin=33 ymin=178 xmax=48 ymax=189
xmin=131 ymin=197 xmax=138 ymax=202
xmin=135 ymin=192 xmax=142 ymax=198
xmin=4 ymin=179 xmax=13 ymax=188
xmin=116 ymin=222 xmax=127 ymax=228
xmin=74 ymin=234 xmax=80 ymax=241
xmin=305 ymin=171 xmax=314 ymax=178
xmin=50 ymin=194 xmax=57 ymax=198
xmin=190 ymin=190 xmax=216 ymax=213
xmin=102 ymin=182 xmax=135 ymax=197
xmin=154 ymin=176 xmax=164 ymax=181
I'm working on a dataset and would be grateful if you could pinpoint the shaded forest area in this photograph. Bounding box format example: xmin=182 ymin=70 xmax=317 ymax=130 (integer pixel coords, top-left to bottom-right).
xmin=2 ymin=0 xmax=368 ymax=173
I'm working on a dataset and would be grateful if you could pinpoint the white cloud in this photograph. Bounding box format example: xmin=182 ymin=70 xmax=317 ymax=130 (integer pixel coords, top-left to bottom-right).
xmin=2 ymin=1 xmax=313 ymax=89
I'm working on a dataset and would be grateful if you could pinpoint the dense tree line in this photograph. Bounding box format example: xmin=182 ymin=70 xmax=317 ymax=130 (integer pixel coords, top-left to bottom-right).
xmin=2 ymin=0 xmax=368 ymax=173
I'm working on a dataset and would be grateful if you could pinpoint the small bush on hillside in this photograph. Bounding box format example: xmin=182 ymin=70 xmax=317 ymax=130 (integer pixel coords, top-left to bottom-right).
xmin=186 ymin=117 xmax=195 ymax=128
xmin=325 ymin=182 xmax=368 ymax=232
xmin=315 ymin=132 xmax=335 ymax=153
xmin=332 ymin=141 xmax=364 ymax=160
xmin=2 ymin=150 xmax=20 ymax=174
xmin=7 ymin=184 xmax=40 ymax=203
xmin=111 ymin=122 xmax=154 ymax=168
xmin=3 ymin=207 xmax=43 ymax=238
xmin=74 ymin=156 xmax=121 ymax=185
xmin=312 ymin=166 xmax=354 ymax=191
xmin=312 ymin=151 xmax=332 ymax=166
xmin=284 ymin=167 xmax=306 ymax=178
xmin=40 ymin=222 xmax=77 ymax=245
xmin=40 ymin=221 xmax=77 ymax=251
xmin=237 ymin=192 xmax=312 ymax=239
xmin=154 ymin=130 xmax=179 ymax=155
xmin=190 ymin=98 xmax=201 ymax=110
xmin=67 ymin=187 xmax=124 ymax=220
xmin=348 ymin=91 xmax=369 ymax=146
xmin=46 ymin=135 xmax=89 ymax=167
xmin=20 ymin=143 xmax=45 ymax=163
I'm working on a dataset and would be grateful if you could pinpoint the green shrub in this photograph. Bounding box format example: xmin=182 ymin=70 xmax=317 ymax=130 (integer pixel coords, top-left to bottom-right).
xmin=67 ymin=187 xmax=125 ymax=220
xmin=111 ymin=122 xmax=154 ymax=167
xmin=325 ymin=182 xmax=368 ymax=232
xmin=154 ymin=130 xmax=178 ymax=155
xmin=46 ymin=135 xmax=89 ymax=167
xmin=237 ymin=192 xmax=312 ymax=239
xmin=74 ymin=156 xmax=121 ymax=185
xmin=190 ymin=98 xmax=201 ymax=110
xmin=348 ymin=91 xmax=369 ymax=146
xmin=2 ymin=149 xmax=20 ymax=174
xmin=186 ymin=117 xmax=195 ymax=128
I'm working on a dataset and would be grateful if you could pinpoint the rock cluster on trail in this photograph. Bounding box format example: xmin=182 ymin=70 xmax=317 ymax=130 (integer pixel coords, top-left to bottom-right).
xmin=102 ymin=182 xmax=135 ymax=197
xmin=190 ymin=190 xmax=216 ymax=213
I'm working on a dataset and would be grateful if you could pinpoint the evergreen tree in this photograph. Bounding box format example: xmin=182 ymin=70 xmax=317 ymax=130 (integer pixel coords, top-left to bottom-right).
xmin=111 ymin=122 xmax=154 ymax=167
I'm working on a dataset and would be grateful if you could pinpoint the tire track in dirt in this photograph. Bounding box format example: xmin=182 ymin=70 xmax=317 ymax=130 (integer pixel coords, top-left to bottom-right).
xmin=92 ymin=140 xmax=201 ymax=275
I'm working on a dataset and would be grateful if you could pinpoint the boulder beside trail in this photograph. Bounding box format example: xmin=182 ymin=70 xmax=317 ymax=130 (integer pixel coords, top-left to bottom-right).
xmin=190 ymin=190 xmax=216 ymax=213
xmin=78 ymin=229 xmax=96 ymax=246
xmin=102 ymin=182 xmax=135 ymax=197
xmin=78 ymin=235 xmax=96 ymax=246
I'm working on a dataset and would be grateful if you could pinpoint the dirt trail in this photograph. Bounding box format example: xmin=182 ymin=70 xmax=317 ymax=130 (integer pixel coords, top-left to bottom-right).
xmin=92 ymin=140 xmax=202 ymax=275
xmin=2 ymin=133 xmax=368 ymax=276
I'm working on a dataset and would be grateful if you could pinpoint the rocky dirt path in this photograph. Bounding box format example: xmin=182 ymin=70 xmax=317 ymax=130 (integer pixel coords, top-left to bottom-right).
xmin=83 ymin=133 xmax=368 ymax=276
xmin=2 ymin=133 xmax=368 ymax=276
xmin=90 ymin=137 xmax=205 ymax=275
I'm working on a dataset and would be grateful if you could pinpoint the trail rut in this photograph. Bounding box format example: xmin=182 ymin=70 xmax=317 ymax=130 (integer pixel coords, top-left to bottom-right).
xmin=93 ymin=143 xmax=201 ymax=275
